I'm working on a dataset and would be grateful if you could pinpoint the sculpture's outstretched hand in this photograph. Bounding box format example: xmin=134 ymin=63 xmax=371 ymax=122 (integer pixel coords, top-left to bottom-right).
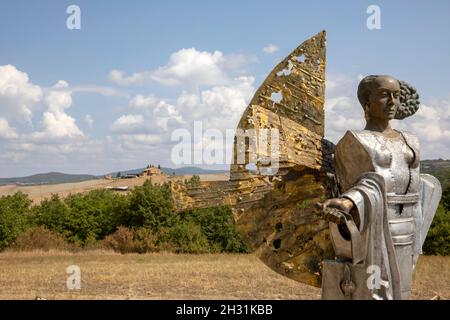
xmin=316 ymin=198 xmax=355 ymax=224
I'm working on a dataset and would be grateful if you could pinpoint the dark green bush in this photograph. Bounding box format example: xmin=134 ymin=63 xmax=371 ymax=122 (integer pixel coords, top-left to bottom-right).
xmin=167 ymin=220 xmax=211 ymax=253
xmin=423 ymin=204 xmax=449 ymax=255
xmin=64 ymin=189 xmax=128 ymax=240
xmin=124 ymin=180 xmax=175 ymax=231
xmin=182 ymin=206 xmax=249 ymax=253
xmin=443 ymin=186 xmax=450 ymax=212
xmin=30 ymin=190 xmax=128 ymax=245
xmin=30 ymin=194 xmax=75 ymax=241
xmin=0 ymin=192 xmax=32 ymax=250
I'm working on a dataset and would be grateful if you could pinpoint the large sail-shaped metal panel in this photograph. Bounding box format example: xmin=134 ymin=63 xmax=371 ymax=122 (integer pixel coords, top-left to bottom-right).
xmin=230 ymin=31 xmax=335 ymax=287
xmin=171 ymin=31 xmax=336 ymax=287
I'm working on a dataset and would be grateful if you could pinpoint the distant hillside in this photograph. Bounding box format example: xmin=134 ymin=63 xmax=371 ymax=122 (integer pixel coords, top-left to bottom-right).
xmin=0 ymin=172 xmax=98 ymax=186
xmin=108 ymin=167 xmax=229 ymax=177
xmin=2 ymin=161 xmax=446 ymax=188
xmin=0 ymin=167 xmax=228 ymax=186
xmin=107 ymin=166 xmax=227 ymax=177
xmin=161 ymin=166 xmax=228 ymax=175
xmin=106 ymin=168 xmax=146 ymax=177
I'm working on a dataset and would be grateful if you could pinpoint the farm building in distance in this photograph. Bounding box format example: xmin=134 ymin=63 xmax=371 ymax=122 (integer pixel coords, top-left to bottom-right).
xmin=140 ymin=166 xmax=164 ymax=177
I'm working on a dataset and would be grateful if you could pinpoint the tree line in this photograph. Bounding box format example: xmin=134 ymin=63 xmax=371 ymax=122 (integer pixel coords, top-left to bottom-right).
xmin=0 ymin=178 xmax=448 ymax=255
xmin=0 ymin=178 xmax=248 ymax=254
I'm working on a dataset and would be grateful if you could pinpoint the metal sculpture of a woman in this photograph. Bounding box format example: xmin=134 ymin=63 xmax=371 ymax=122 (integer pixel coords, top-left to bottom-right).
xmin=170 ymin=32 xmax=442 ymax=300
xmin=321 ymin=75 xmax=442 ymax=300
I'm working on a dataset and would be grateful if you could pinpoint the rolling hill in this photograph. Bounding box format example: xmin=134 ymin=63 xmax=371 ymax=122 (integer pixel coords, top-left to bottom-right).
xmin=0 ymin=167 xmax=228 ymax=186
xmin=0 ymin=172 xmax=98 ymax=186
xmin=1 ymin=160 xmax=448 ymax=187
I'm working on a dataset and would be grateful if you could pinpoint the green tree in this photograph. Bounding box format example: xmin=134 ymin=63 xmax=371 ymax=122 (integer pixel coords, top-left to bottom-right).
xmin=30 ymin=194 xmax=70 ymax=236
xmin=64 ymin=189 xmax=129 ymax=241
xmin=442 ymin=186 xmax=450 ymax=212
xmin=181 ymin=206 xmax=249 ymax=253
xmin=124 ymin=180 xmax=175 ymax=231
xmin=423 ymin=204 xmax=450 ymax=255
xmin=0 ymin=192 xmax=32 ymax=250
xmin=167 ymin=220 xmax=211 ymax=253
xmin=31 ymin=190 xmax=128 ymax=245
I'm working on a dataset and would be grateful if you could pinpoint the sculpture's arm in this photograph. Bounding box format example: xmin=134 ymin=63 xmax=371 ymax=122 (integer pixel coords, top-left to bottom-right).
xmin=323 ymin=131 xmax=373 ymax=231
xmin=335 ymin=131 xmax=374 ymax=192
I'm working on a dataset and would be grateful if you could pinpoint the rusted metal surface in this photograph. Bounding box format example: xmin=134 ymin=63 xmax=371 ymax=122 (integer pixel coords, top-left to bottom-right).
xmin=171 ymin=31 xmax=336 ymax=287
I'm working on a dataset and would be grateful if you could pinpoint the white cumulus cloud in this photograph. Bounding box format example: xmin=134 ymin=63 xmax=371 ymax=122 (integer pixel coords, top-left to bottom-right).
xmin=110 ymin=114 xmax=145 ymax=134
xmin=108 ymin=48 xmax=257 ymax=91
xmin=109 ymin=75 xmax=254 ymax=162
xmin=32 ymin=111 xmax=83 ymax=140
xmin=30 ymin=81 xmax=83 ymax=142
xmin=108 ymin=69 xmax=149 ymax=86
xmin=151 ymin=48 xmax=226 ymax=87
xmin=129 ymin=94 xmax=158 ymax=109
xmin=0 ymin=64 xmax=43 ymax=123
xmin=0 ymin=118 xmax=18 ymax=139
xmin=394 ymin=100 xmax=450 ymax=158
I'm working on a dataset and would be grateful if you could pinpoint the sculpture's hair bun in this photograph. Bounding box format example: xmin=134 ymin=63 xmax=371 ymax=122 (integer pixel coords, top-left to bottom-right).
xmin=395 ymin=80 xmax=420 ymax=119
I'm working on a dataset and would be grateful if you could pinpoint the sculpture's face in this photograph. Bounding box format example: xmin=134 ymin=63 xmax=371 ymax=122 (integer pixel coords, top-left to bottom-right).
xmin=368 ymin=76 xmax=400 ymax=121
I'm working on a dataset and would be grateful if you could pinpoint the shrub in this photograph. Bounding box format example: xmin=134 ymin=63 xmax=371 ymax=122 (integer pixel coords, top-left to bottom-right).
xmin=30 ymin=194 xmax=71 ymax=237
xmin=423 ymin=204 xmax=450 ymax=255
xmin=102 ymin=226 xmax=161 ymax=253
xmin=133 ymin=227 xmax=159 ymax=253
xmin=10 ymin=226 xmax=74 ymax=251
xmin=30 ymin=190 xmax=128 ymax=245
xmin=102 ymin=226 xmax=136 ymax=253
xmin=443 ymin=186 xmax=450 ymax=212
xmin=184 ymin=175 xmax=200 ymax=187
xmin=64 ymin=189 xmax=129 ymax=240
xmin=124 ymin=180 xmax=175 ymax=231
xmin=0 ymin=192 xmax=32 ymax=250
xmin=167 ymin=220 xmax=211 ymax=253
xmin=182 ymin=206 xmax=249 ymax=253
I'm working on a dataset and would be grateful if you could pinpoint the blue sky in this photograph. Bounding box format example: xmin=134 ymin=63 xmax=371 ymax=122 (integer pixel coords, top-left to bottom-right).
xmin=0 ymin=0 xmax=449 ymax=176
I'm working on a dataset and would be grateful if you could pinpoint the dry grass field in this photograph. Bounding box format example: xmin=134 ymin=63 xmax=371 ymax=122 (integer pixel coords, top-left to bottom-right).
xmin=0 ymin=251 xmax=447 ymax=300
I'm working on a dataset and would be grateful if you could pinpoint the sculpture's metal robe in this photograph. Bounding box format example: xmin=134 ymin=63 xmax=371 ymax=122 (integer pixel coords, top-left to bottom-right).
xmin=322 ymin=129 xmax=441 ymax=299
